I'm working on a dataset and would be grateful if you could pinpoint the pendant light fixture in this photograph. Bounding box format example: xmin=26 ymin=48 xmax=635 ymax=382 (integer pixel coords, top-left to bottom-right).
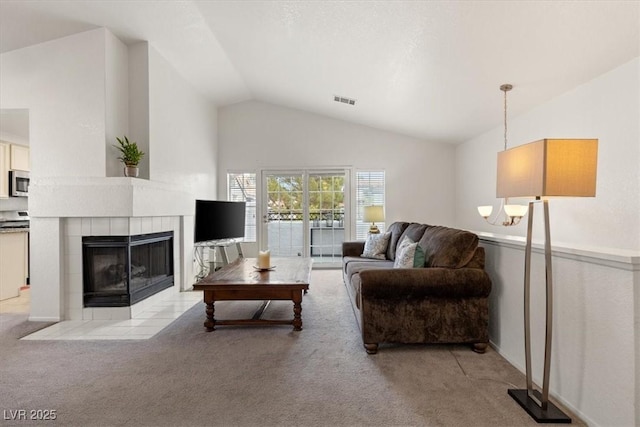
xmin=477 ymin=84 xmax=528 ymax=226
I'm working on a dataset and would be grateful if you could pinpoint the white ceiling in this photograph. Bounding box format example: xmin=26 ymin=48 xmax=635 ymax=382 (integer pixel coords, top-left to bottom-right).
xmin=1 ymin=1 xmax=638 ymax=144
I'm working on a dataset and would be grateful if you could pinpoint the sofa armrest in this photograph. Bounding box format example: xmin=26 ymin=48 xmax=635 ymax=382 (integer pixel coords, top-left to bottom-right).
xmin=342 ymin=241 xmax=365 ymax=257
xmin=359 ymin=268 xmax=491 ymax=300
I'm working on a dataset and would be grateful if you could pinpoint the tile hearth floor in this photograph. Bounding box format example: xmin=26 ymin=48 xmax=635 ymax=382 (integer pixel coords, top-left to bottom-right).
xmin=20 ymin=291 xmax=202 ymax=341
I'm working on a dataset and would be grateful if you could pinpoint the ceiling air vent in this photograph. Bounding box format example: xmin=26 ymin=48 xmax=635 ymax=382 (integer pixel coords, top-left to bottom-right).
xmin=334 ymin=95 xmax=356 ymax=106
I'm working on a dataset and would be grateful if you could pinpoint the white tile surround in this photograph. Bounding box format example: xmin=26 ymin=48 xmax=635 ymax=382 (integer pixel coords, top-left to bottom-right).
xmin=63 ymin=216 xmax=182 ymax=321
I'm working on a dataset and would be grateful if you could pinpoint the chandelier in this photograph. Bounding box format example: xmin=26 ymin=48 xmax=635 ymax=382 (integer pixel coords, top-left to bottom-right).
xmin=477 ymin=84 xmax=528 ymax=226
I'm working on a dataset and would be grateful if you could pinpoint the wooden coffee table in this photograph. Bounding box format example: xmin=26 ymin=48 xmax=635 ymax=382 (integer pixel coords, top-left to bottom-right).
xmin=192 ymin=257 xmax=313 ymax=331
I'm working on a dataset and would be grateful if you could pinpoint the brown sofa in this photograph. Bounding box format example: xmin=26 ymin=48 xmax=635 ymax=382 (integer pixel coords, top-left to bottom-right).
xmin=342 ymin=222 xmax=491 ymax=354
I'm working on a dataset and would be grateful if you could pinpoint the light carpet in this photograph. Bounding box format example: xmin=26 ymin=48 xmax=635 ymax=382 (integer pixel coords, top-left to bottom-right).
xmin=0 ymin=269 xmax=582 ymax=426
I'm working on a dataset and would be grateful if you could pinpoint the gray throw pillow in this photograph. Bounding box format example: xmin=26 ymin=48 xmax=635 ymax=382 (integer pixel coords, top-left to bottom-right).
xmin=361 ymin=232 xmax=391 ymax=260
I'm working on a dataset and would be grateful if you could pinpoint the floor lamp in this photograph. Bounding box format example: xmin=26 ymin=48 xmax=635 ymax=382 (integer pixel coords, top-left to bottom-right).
xmin=496 ymin=138 xmax=598 ymax=423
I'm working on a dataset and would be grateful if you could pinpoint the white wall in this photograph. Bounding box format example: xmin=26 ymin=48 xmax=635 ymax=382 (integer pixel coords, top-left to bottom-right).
xmin=0 ymin=28 xmax=219 ymax=319
xmin=0 ymin=28 xmax=108 ymax=180
xmin=457 ymin=58 xmax=640 ymax=252
xmin=481 ymin=237 xmax=637 ymax=426
xmin=127 ymin=42 xmax=150 ymax=180
xmin=146 ymin=44 xmax=218 ymax=288
xmin=148 ymin=45 xmax=218 ymax=199
xmin=218 ymin=100 xmax=456 ymax=233
xmin=0 ymin=29 xmax=110 ymax=320
xmin=105 ymin=31 xmax=129 ymax=178
xmin=456 ymin=57 xmax=640 ymax=426
xmin=0 ymin=27 xmax=218 ymax=193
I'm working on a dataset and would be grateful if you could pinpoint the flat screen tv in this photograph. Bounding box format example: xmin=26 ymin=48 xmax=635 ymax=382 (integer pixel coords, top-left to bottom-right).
xmin=194 ymin=200 xmax=246 ymax=243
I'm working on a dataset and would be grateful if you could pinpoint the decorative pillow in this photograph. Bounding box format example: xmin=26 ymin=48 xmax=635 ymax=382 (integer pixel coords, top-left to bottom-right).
xmin=361 ymin=232 xmax=391 ymax=260
xmin=393 ymin=236 xmax=426 ymax=268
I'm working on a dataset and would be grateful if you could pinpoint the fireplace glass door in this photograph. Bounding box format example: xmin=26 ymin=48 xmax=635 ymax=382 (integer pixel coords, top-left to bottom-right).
xmin=83 ymin=232 xmax=174 ymax=307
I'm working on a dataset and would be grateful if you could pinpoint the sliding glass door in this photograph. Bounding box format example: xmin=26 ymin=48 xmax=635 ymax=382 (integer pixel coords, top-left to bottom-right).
xmin=307 ymin=173 xmax=345 ymax=263
xmin=263 ymin=172 xmax=305 ymax=257
xmin=262 ymin=170 xmax=347 ymax=264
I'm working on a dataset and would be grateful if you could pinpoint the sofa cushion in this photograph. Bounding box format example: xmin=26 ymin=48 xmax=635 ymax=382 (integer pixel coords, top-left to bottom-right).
xmin=349 ymin=260 xmax=395 ymax=271
xmin=393 ymin=236 xmax=426 ymax=268
xmin=347 ymin=256 xmax=411 ymax=310
xmin=361 ymin=232 xmax=391 ymax=259
xmin=343 ymin=255 xmax=382 ymax=274
xmin=418 ymin=225 xmax=479 ymax=268
xmin=346 ymin=259 xmax=394 ymax=282
xmin=385 ymin=222 xmax=410 ymax=261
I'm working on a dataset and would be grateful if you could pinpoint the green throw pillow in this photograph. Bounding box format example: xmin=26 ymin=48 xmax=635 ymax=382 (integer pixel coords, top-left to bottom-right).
xmin=394 ymin=236 xmax=425 ymax=268
xmin=413 ymin=243 xmax=425 ymax=268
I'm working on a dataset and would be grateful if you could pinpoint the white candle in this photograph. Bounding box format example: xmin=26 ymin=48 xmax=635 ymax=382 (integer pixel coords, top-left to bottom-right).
xmin=258 ymin=250 xmax=270 ymax=269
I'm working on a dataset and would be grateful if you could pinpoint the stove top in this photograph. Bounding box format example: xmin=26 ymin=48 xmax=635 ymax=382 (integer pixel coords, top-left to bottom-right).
xmin=0 ymin=211 xmax=30 ymax=229
xmin=0 ymin=221 xmax=29 ymax=229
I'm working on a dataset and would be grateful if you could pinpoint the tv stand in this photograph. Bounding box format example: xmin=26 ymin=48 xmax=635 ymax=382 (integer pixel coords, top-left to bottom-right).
xmin=194 ymin=239 xmax=244 ymax=280
xmin=213 ymin=240 xmax=244 ymax=265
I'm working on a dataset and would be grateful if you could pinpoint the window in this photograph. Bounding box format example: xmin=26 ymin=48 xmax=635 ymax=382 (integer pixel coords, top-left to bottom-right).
xmin=355 ymin=171 xmax=385 ymax=239
xmin=227 ymin=172 xmax=257 ymax=242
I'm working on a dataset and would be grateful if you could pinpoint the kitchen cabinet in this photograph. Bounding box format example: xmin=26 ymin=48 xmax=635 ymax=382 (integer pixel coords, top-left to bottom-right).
xmin=10 ymin=144 xmax=30 ymax=171
xmin=0 ymin=142 xmax=8 ymax=198
xmin=0 ymin=230 xmax=28 ymax=301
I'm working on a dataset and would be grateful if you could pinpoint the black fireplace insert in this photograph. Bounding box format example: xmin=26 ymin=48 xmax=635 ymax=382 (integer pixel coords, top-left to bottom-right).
xmin=82 ymin=231 xmax=174 ymax=307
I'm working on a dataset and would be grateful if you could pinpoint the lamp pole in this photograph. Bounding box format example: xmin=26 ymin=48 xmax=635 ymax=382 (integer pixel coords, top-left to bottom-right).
xmin=508 ymin=198 xmax=571 ymax=423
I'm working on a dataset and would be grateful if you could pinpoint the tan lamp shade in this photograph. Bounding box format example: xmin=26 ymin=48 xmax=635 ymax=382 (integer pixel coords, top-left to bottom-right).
xmin=497 ymin=139 xmax=598 ymax=198
xmin=363 ymin=205 xmax=385 ymax=223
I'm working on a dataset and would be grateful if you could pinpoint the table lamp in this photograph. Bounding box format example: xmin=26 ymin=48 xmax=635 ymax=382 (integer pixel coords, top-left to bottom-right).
xmin=363 ymin=205 xmax=384 ymax=234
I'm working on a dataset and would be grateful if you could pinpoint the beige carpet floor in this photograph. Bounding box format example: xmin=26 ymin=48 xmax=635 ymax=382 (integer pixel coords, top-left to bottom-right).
xmin=0 ymin=269 xmax=582 ymax=426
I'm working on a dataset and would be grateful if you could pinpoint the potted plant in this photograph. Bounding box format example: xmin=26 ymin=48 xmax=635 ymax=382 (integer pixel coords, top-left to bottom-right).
xmin=114 ymin=136 xmax=144 ymax=177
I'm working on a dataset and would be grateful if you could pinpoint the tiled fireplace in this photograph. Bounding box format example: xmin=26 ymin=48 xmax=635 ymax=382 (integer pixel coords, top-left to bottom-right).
xmin=63 ymin=216 xmax=183 ymax=321
xmin=29 ymin=177 xmax=194 ymax=322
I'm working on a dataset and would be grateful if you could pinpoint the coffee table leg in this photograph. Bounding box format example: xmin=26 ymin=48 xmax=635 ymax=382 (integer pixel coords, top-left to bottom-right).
xmin=204 ymin=300 xmax=215 ymax=332
xmin=292 ymin=292 xmax=303 ymax=331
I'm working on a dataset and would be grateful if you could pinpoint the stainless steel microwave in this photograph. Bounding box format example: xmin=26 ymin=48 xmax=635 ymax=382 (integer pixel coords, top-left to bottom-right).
xmin=9 ymin=170 xmax=29 ymax=197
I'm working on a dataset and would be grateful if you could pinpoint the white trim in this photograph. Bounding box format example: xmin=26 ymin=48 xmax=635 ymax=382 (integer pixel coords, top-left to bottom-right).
xmin=488 ymin=340 xmax=598 ymax=427
xmin=28 ymin=316 xmax=60 ymax=322
xmin=475 ymin=231 xmax=640 ymax=271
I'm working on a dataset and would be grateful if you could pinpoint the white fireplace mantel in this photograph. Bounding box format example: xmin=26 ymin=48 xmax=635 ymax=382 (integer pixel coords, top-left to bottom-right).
xmin=27 ymin=177 xmax=196 ymax=322
xmin=29 ymin=177 xmax=194 ymax=218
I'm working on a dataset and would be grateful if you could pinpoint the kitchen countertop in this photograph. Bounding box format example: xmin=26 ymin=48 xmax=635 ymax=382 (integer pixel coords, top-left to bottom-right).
xmin=0 ymin=228 xmax=29 ymax=234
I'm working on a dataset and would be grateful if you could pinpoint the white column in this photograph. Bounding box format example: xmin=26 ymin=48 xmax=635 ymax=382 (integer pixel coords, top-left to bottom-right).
xmin=29 ymin=217 xmax=63 ymax=321
xmin=180 ymin=215 xmax=194 ymax=291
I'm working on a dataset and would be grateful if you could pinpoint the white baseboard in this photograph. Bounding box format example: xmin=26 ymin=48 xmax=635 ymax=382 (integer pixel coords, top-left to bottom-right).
xmin=28 ymin=316 xmax=60 ymax=322
xmin=489 ymin=340 xmax=599 ymax=427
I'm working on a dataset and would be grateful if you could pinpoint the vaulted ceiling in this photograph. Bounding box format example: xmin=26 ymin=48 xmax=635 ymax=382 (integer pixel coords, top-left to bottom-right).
xmin=1 ymin=1 xmax=638 ymax=143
